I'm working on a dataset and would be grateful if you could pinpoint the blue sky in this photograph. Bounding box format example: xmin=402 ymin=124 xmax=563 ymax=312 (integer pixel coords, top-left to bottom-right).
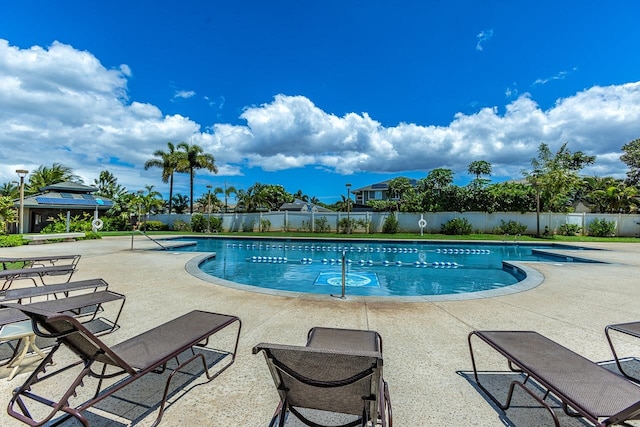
xmin=1 ymin=1 xmax=640 ymax=204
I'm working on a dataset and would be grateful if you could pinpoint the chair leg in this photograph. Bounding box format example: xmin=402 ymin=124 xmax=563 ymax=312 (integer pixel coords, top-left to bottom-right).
xmin=6 ymin=338 xmax=31 ymax=381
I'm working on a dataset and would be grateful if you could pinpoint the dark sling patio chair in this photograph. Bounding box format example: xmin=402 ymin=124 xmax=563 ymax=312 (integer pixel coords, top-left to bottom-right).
xmin=4 ymin=303 xmax=241 ymax=427
xmin=253 ymin=327 xmax=392 ymax=427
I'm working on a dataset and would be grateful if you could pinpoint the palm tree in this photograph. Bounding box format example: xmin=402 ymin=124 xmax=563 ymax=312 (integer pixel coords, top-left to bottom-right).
xmin=144 ymin=142 xmax=180 ymax=214
xmin=0 ymin=182 xmax=18 ymax=198
xmin=171 ymin=194 xmax=190 ymax=214
xmin=293 ymin=189 xmax=309 ymax=202
xmin=235 ymin=183 xmax=265 ymax=213
xmin=214 ymin=184 xmax=237 ymax=212
xmin=94 ymin=170 xmax=127 ymax=200
xmin=140 ymin=185 xmax=164 ymax=216
xmin=27 ymin=163 xmax=81 ymax=194
xmin=176 ymin=142 xmax=218 ymax=214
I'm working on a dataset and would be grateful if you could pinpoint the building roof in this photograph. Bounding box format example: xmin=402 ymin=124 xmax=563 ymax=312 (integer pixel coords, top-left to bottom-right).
xmin=352 ymin=177 xmax=418 ymax=193
xmin=40 ymin=181 xmax=99 ymax=193
xmin=280 ymin=199 xmax=333 ymax=212
xmin=16 ymin=181 xmax=113 ymax=210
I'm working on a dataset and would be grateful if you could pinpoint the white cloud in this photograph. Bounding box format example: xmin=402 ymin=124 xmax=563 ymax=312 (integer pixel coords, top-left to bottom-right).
xmin=212 ymin=87 xmax=639 ymax=180
xmin=505 ymin=83 xmax=518 ymax=99
xmin=0 ymin=39 xmax=638 ymax=195
xmin=533 ymin=67 xmax=578 ymax=86
xmin=174 ymin=90 xmax=196 ymax=99
xmin=476 ymin=29 xmax=493 ymax=51
xmin=0 ymin=39 xmax=200 ymax=190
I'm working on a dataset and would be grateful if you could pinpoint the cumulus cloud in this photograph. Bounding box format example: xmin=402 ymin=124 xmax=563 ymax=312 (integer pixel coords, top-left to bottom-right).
xmin=206 ymin=87 xmax=639 ymax=180
xmin=476 ymin=29 xmax=493 ymax=51
xmin=0 ymin=39 xmax=639 ymax=194
xmin=0 ymin=39 xmax=200 ymax=187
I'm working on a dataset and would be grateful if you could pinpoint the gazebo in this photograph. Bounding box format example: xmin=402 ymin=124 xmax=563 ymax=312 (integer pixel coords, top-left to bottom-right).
xmin=14 ymin=182 xmax=113 ymax=233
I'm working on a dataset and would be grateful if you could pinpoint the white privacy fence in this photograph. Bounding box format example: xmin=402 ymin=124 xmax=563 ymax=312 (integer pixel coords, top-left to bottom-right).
xmin=148 ymin=211 xmax=640 ymax=237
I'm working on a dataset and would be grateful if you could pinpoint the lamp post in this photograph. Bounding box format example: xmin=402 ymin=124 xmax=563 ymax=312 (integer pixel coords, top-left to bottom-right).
xmin=346 ymin=183 xmax=352 ymax=234
xmin=206 ymin=184 xmax=212 ymax=233
xmin=15 ymin=169 xmax=28 ymax=234
xmin=536 ymin=188 xmax=541 ymax=237
xmin=137 ymin=190 xmax=145 ymax=232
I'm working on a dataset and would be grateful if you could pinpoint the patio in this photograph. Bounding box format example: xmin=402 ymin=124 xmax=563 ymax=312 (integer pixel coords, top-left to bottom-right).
xmin=0 ymin=236 xmax=639 ymax=426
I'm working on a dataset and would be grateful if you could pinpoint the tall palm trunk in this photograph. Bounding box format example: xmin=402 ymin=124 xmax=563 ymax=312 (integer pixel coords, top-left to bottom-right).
xmin=168 ymin=173 xmax=174 ymax=214
xmin=189 ymin=168 xmax=194 ymax=214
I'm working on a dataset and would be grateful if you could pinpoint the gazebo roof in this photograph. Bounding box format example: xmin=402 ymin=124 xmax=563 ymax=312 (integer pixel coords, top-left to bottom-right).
xmin=40 ymin=181 xmax=98 ymax=193
xmin=16 ymin=181 xmax=113 ymax=210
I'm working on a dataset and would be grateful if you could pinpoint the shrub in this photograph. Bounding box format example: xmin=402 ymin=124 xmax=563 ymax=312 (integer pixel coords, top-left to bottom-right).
xmin=357 ymin=218 xmax=372 ymax=234
xmin=314 ymin=216 xmax=331 ymax=233
xmin=41 ymin=212 xmax=93 ymax=233
xmin=260 ymin=218 xmax=271 ymax=232
xmin=588 ymin=218 xmax=616 ymax=237
xmin=209 ymin=217 xmax=223 ymax=232
xmin=172 ymin=219 xmax=191 ymax=232
xmin=558 ymin=223 xmax=582 ymax=236
xmin=142 ymin=220 xmax=168 ymax=231
xmin=441 ymin=218 xmax=473 ymax=235
xmin=101 ymin=215 xmax=129 ymax=231
xmin=242 ymin=220 xmax=255 ymax=232
xmin=191 ymin=214 xmax=223 ymax=232
xmin=338 ymin=218 xmax=357 ymax=234
xmin=298 ymin=220 xmax=312 ymax=232
xmin=0 ymin=235 xmax=27 ymax=247
xmin=495 ymin=220 xmax=527 ymax=235
xmin=190 ymin=214 xmax=206 ymax=232
xmin=382 ymin=214 xmax=399 ymax=234
xmin=81 ymin=231 xmax=102 ymax=240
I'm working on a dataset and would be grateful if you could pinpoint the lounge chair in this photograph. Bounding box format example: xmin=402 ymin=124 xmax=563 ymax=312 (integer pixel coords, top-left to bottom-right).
xmin=4 ymin=303 xmax=241 ymax=427
xmin=468 ymin=330 xmax=640 ymax=426
xmin=0 ymin=265 xmax=78 ymax=290
xmin=605 ymin=321 xmax=640 ymax=383
xmin=0 ymin=279 xmax=124 ymax=375
xmin=253 ymin=327 xmax=392 ymax=427
xmin=0 ymin=254 xmax=81 ymax=270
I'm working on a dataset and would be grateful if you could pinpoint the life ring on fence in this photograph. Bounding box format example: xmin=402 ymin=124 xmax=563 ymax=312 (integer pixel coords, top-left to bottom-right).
xmin=418 ymin=218 xmax=427 ymax=228
xmin=92 ymin=218 xmax=104 ymax=230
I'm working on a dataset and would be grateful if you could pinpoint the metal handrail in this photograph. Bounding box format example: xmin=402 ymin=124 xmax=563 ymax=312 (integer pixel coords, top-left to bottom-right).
xmin=130 ymin=229 xmax=168 ymax=250
xmin=331 ymin=249 xmax=347 ymax=299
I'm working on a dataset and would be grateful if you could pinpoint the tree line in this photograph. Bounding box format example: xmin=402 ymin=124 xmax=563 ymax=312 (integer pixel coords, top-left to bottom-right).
xmin=2 ymin=139 xmax=640 ymax=233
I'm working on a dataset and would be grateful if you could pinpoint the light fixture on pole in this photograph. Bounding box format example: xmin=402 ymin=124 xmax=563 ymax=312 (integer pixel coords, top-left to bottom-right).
xmin=206 ymin=184 xmax=212 ymax=233
xmin=15 ymin=169 xmax=28 ymax=234
xmin=346 ymin=183 xmax=352 ymax=234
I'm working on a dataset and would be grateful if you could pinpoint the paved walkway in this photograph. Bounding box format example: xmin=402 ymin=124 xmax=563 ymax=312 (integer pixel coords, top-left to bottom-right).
xmin=1 ymin=236 xmax=640 ymax=426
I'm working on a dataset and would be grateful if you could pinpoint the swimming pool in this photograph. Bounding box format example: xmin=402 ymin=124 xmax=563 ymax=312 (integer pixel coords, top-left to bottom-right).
xmin=172 ymin=238 xmax=595 ymax=298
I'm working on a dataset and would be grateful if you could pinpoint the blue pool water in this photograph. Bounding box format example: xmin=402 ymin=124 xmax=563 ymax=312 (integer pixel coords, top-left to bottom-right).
xmin=170 ymin=238 xmax=590 ymax=297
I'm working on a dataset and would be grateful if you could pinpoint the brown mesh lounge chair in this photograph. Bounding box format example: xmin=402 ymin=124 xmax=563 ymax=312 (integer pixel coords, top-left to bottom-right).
xmin=0 ymin=265 xmax=78 ymax=290
xmin=253 ymin=327 xmax=392 ymax=427
xmin=0 ymin=254 xmax=81 ymax=270
xmin=468 ymin=330 xmax=640 ymax=426
xmin=4 ymin=303 xmax=241 ymax=427
xmin=605 ymin=321 xmax=640 ymax=383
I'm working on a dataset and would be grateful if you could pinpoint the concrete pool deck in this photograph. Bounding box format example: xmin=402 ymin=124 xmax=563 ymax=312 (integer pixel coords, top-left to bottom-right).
xmin=1 ymin=236 xmax=640 ymax=426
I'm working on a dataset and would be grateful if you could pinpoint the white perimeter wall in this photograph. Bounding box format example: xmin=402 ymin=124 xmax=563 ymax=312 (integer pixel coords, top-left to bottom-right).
xmin=148 ymin=211 xmax=640 ymax=237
